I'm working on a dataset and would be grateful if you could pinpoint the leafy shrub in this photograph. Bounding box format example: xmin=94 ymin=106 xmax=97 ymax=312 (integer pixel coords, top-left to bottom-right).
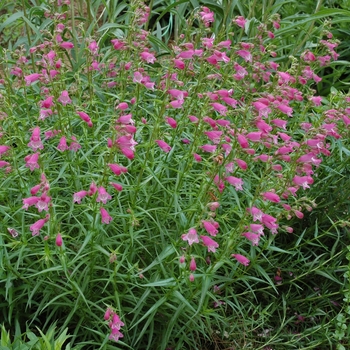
xmin=0 ymin=0 xmax=349 ymax=349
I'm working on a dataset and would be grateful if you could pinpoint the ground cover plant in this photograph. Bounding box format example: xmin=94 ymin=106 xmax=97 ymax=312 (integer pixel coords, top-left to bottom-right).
xmin=0 ymin=0 xmax=350 ymax=349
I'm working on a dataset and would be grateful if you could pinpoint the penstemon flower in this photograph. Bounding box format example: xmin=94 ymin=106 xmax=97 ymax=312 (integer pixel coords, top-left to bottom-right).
xmin=232 ymin=254 xmax=250 ymax=266
xmin=100 ymin=207 xmax=113 ymax=224
xmin=155 ymin=140 xmax=172 ymax=153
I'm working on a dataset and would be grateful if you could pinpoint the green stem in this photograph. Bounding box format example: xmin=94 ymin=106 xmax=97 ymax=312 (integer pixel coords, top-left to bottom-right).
xmin=21 ymin=0 xmax=36 ymax=70
xmin=70 ymin=0 xmax=78 ymax=62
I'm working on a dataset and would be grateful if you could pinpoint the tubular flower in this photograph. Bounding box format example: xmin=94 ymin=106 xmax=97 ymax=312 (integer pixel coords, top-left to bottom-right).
xmin=108 ymin=163 xmax=128 ymax=176
xmin=202 ymin=220 xmax=219 ymax=236
xmin=25 ymin=153 xmax=40 ymax=171
xmin=56 ymin=233 xmax=63 ymax=247
xmin=182 ymin=228 xmax=199 ymax=245
xmin=232 ymin=254 xmax=250 ymax=266
xmin=96 ymin=187 xmax=112 ymax=204
xmin=155 ymin=140 xmax=172 ymax=153
xmin=201 ymin=235 xmax=219 ymax=253
xmin=30 ymin=214 xmax=50 ymax=236
xmin=100 ymin=207 xmax=113 ymax=224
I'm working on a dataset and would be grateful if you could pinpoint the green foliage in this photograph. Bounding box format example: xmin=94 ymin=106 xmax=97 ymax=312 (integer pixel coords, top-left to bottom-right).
xmin=1 ymin=322 xmax=72 ymax=350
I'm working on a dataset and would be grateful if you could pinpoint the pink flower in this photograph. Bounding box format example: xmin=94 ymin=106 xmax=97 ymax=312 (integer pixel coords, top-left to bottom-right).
xmin=202 ymin=37 xmax=214 ymax=48
xmin=0 ymin=160 xmax=10 ymax=168
xmin=140 ymin=51 xmax=156 ymax=63
xmin=233 ymin=63 xmax=248 ymax=80
xmin=58 ymin=90 xmax=72 ymax=105
xmin=234 ymin=16 xmax=246 ymax=28
xmin=202 ymin=220 xmax=219 ymax=236
xmin=73 ymin=190 xmax=88 ymax=203
xmin=7 ymin=228 xmax=19 ymax=238
xmin=199 ymin=6 xmax=214 ymax=27
xmin=294 ymin=210 xmax=304 ymax=219
xmin=116 ymin=135 xmax=138 ymax=152
xmin=173 ymin=59 xmax=185 ymax=70
xmin=30 ymin=214 xmax=50 ymax=236
xmin=25 ymin=153 xmax=40 ymax=171
xmin=70 ymin=136 xmax=81 ymax=151
xmin=193 ymin=153 xmax=202 ymax=162
xmin=182 ymin=228 xmax=199 ymax=245
xmin=22 ymin=196 xmax=40 ymax=210
xmin=272 ymin=119 xmax=287 ymax=129
xmin=177 ymin=50 xmax=195 ymax=59
xmin=120 ymin=148 xmax=135 ymax=159
xmin=108 ymin=163 xmax=128 ymax=176
xmin=226 ymin=176 xmax=244 ymax=191
xmin=236 ymin=49 xmax=252 ymax=62
xmin=222 ymin=97 xmax=237 ymax=108
xmin=110 ymin=182 xmax=123 ymax=192
xmin=214 ymin=174 xmax=225 ymax=193
xmin=250 ymin=224 xmax=264 ymax=235
xmin=189 ymin=257 xmax=197 ymax=271
xmin=39 ymin=109 xmax=53 ymax=120
xmin=201 ymin=235 xmax=219 ymax=253
xmin=60 ymin=42 xmax=74 ymax=49
xmin=111 ymin=39 xmax=125 ymax=50
xmin=133 ymin=71 xmax=143 ymax=83
xmin=262 ymin=192 xmax=280 ymax=203
xmin=0 ymin=145 xmax=10 ymax=156
xmin=310 ymin=96 xmax=322 ymax=106
xmin=232 ymin=254 xmax=250 ymax=266
xmin=100 ymin=207 xmax=112 ymax=224
xmin=25 ymin=73 xmax=41 ymax=85
xmin=248 ymin=206 xmax=263 ymax=221
xmin=77 ymin=111 xmax=93 ymax=127
xmin=276 ymin=103 xmax=293 ymax=117
xmin=156 ymin=140 xmax=171 ymax=153
xmin=167 ymin=89 xmax=185 ymax=102
xmin=255 ymin=154 xmax=272 ymax=162
xmin=273 ymin=21 xmax=280 ymax=29
xmin=117 ymin=113 xmax=134 ymax=124
xmin=293 ymin=175 xmax=314 ymax=189
xmin=56 ymin=233 xmax=63 ymax=247
xmin=253 ymin=101 xmax=271 ymax=118
xmin=210 ymin=103 xmax=227 ymax=115
xmin=203 ymin=117 xmax=217 ymax=128
xmin=256 ymin=120 xmax=272 ymax=133
xmin=242 ymin=232 xmax=260 ymax=246
xmin=88 ymin=40 xmax=98 ymax=54
xmin=200 ymin=144 xmax=217 ymax=153
xmin=237 ymin=134 xmax=249 ymax=148
xmin=35 ymin=193 xmax=51 ymax=212
xmin=97 ymin=187 xmax=112 ymax=204
xmin=116 ymin=102 xmax=129 ymax=111
xmin=261 ymin=214 xmax=279 ymax=234
xmin=40 ymin=96 xmax=54 ymax=109
xmin=57 ymin=136 xmax=69 ymax=151
xmin=169 ymin=100 xmax=184 ymax=108
xmin=246 ymin=132 xmax=262 ymax=142
xmin=30 ymin=184 xmax=41 ymax=195
xmin=88 ymin=182 xmax=98 ymax=196
xmin=204 ymin=131 xmax=222 ymax=144
xmin=189 ymin=273 xmax=195 ymax=282
xmin=165 ymin=117 xmax=177 ymax=128
xmin=105 ymin=308 xmax=124 ymax=342
xmin=235 ymin=159 xmax=247 ymax=170
xmin=208 ymin=202 xmax=220 ymax=211
xmin=28 ymin=127 xmax=44 ymax=151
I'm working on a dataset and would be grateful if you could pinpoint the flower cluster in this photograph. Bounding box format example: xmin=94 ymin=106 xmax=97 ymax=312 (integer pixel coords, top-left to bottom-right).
xmin=104 ymin=307 xmax=124 ymax=342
